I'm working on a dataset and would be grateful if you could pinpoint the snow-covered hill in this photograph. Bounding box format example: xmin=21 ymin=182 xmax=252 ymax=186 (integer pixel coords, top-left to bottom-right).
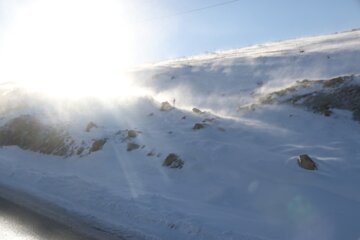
xmin=0 ymin=29 xmax=360 ymax=240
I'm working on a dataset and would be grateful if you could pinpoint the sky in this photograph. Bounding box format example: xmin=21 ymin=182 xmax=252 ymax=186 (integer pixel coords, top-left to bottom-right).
xmin=0 ymin=0 xmax=359 ymax=91
xmin=161 ymin=0 xmax=360 ymax=59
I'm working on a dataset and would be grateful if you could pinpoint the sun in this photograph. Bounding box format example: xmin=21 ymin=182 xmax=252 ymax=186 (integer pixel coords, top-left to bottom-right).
xmin=0 ymin=0 xmax=147 ymax=99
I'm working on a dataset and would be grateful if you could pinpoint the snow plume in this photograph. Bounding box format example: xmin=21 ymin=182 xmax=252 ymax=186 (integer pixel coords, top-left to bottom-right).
xmin=129 ymin=30 xmax=360 ymax=119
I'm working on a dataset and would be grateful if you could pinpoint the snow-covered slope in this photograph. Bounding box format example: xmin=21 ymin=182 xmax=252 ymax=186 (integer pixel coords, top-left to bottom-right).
xmin=0 ymin=29 xmax=360 ymax=240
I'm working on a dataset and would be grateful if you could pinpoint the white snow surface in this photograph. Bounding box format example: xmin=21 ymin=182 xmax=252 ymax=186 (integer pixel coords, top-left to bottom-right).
xmin=1 ymin=29 xmax=360 ymax=239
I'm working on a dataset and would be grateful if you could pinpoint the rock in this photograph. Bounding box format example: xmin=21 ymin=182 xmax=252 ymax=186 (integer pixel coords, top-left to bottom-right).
xmin=192 ymin=108 xmax=203 ymax=114
xmin=147 ymin=150 xmax=156 ymax=157
xmin=264 ymin=75 xmax=360 ymax=121
xmin=182 ymin=116 xmax=186 ymax=120
xmin=85 ymin=121 xmax=98 ymax=132
xmin=76 ymin=146 xmax=85 ymax=155
xmin=193 ymin=123 xmax=205 ymax=130
xmin=163 ymin=153 xmax=184 ymax=169
xmin=298 ymin=154 xmax=317 ymax=170
xmin=90 ymin=138 xmax=106 ymax=153
xmin=202 ymin=118 xmax=215 ymax=123
xmin=127 ymin=130 xmax=138 ymax=138
xmin=160 ymin=101 xmax=174 ymax=111
xmin=323 ymin=76 xmax=345 ymax=88
xmin=127 ymin=143 xmax=140 ymax=151
xmin=0 ymin=115 xmax=70 ymax=156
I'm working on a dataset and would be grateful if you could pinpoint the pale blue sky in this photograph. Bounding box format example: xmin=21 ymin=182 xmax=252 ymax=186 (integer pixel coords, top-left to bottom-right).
xmin=141 ymin=0 xmax=360 ymax=62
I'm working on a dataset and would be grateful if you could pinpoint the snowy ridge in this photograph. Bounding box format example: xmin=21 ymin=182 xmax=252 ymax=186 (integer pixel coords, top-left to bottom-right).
xmin=0 ymin=29 xmax=360 ymax=239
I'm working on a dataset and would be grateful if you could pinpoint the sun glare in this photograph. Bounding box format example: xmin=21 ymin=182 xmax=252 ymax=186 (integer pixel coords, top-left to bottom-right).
xmin=0 ymin=0 xmax=148 ymax=99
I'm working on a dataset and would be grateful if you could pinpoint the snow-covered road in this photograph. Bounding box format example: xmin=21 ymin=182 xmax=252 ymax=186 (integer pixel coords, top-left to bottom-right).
xmin=0 ymin=185 xmax=128 ymax=240
xmin=0 ymin=196 xmax=94 ymax=240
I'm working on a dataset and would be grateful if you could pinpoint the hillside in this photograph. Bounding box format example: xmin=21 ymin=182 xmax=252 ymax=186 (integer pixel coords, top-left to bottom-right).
xmin=0 ymin=29 xmax=360 ymax=240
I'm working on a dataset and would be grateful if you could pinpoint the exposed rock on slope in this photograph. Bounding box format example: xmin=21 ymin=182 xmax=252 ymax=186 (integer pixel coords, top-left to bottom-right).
xmin=0 ymin=116 xmax=108 ymax=157
xmin=89 ymin=138 xmax=107 ymax=153
xmin=0 ymin=115 xmax=71 ymax=156
xmin=160 ymin=101 xmax=174 ymax=111
xmin=163 ymin=153 xmax=184 ymax=169
xmin=298 ymin=154 xmax=317 ymax=170
xmin=261 ymin=75 xmax=360 ymax=121
xmin=127 ymin=143 xmax=140 ymax=152
xmin=193 ymin=123 xmax=205 ymax=130
xmin=85 ymin=121 xmax=98 ymax=132
xmin=192 ymin=108 xmax=204 ymax=114
xmin=127 ymin=130 xmax=138 ymax=138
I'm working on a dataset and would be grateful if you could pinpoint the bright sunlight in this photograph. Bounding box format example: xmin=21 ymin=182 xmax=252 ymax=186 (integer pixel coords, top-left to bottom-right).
xmin=0 ymin=0 xmax=151 ymax=98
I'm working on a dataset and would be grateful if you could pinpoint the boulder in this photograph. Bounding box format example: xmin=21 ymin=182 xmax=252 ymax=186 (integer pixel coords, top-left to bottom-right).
xmin=298 ymin=154 xmax=317 ymax=170
xmin=147 ymin=150 xmax=156 ymax=157
xmin=127 ymin=143 xmax=140 ymax=152
xmin=192 ymin=108 xmax=203 ymax=114
xmin=193 ymin=123 xmax=205 ymax=130
xmin=85 ymin=121 xmax=98 ymax=132
xmin=163 ymin=153 xmax=184 ymax=169
xmin=160 ymin=101 xmax=174 ymax=111
xmin=127 ymin=130 xmax=138 ymax=138
xmin=90 ymin=138 xmax=107 ymax=153
xmin=202 ymin=118 xmax=215 ymax=123
xmin=76 ymin=146 xmax=85 ymax=155
xmin=0 ymin=115 xmax=69 ymax=156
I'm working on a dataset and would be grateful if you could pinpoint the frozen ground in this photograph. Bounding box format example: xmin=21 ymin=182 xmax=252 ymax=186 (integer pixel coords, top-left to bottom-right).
xmin=0 ymin=29 xmax=360 ymax=239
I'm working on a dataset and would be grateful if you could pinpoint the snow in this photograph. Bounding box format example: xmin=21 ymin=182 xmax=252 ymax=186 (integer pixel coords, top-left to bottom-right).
xmin=0 ymin=29 xmax=360 ymax=239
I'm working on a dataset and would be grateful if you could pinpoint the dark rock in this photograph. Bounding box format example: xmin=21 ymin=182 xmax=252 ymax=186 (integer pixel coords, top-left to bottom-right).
xmin=127 ymin=130 xmax=138 ymax=138
xmin=264 ymin=75 xmax=360 ymax=121
xmin=147 ymin=151 xmax=156 ymax=157
xmin=0 ymin=115 xmax=70 ymax=156
xmin=127 ymin=143 xmax=140 ymax=151
xmin=90 ymin=138 xmax=106 ymax=153
xmin=85 ymin=122 xmax=98 ymax=132
xmin=193 ymin=123 xmax=205 ymax=130
xmin=192 ymin=108 xmax=203 ymax=114
xmin=298 ymin=154 xmax=317 ymax=170
xmin=160 ymin=101 xmax=174 ymax=111
xmin=162 ymin=153 xmax=184 ymax=169
xmin=76 ymin=146 xmax=85 ymax=155
xmin=202 ymin=118 xmax=215 ymax=123
xmin=323 ymin=76 xmax=345 ymax=88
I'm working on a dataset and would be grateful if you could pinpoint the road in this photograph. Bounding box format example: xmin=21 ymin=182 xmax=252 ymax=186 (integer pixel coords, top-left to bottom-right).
xmin=0 ymin=195 xmax=97 ymax=240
